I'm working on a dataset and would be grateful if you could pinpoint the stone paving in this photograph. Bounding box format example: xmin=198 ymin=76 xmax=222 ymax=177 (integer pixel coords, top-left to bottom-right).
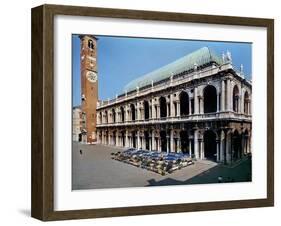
xmin=72 ymin=142 xmax=251 ymax=190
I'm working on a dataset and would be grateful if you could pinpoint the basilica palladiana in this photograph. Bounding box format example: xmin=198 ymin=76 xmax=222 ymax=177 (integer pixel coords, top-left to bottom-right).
xmin=95 ymin=47 xmax=251 ymax=164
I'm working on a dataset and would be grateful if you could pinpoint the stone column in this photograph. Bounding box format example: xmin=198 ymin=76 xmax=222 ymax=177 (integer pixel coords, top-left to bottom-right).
xmin=194 ymin=87 xmax=199 ymax=114
xmin=101 ymin=132 xmax=104 ymax=144
xmin=151 ymin=99 xmax=155 ymax=119
xmin=101 ymin=131 xmax=103 ymax=144
xmin=178 ymin=138 xmax=181 ymax=153
xmin=97 ymin=131 xmax=100 ymax=143
xmin=226 ymin=79 xmax=232 ymax=111
xmin=216 ymin=138 xmax=220 ymax=162
xmin=200 ymin=97 xmax=204 ymax=114
xmin=170 ymin=130 xmax=174 ymax=152
xmin=176 ymin=101 xmax=180 ymax=117
xmin=226 ymin=131 xmax=232 ymax=164
xmin=118 ymin=134 xmax=121 ymax=147
xmin=152 ymin=131 xmax=155 ymax=150
xmin=136 ymin=103 xmax=140 ymax=121
xmin=189 ymin=98 xmax=192 ymax=115
xmin=248 ymin=135 xmax=251 ymax=154
xmin=125 ymin=130 xmax=129 ymax=147
xmin=157 ymin=105 xmax=160 ymax=119
xmin=125 ymin=106 xmax=128 ymax=122
xmin=116 ymin=131 xmax=119 ymax=146
xmin=200 ymin=139 xmax=204 ymax=159
xmin=137 ymin=131 xmax=141 ymax=149
xmin=217 ymin=94 xmax=220 ymax=112
xmin=141 ymin=103 xmax=144 ymax=120
xmin=221 ymin=80 xmax=225 ymax=111
xmin=220 ymin=131 xmax=225 ymax=163
xmin=194 ymin=130 xmax=199 ymax=159
xmin=189 ymin=138 xmax=192 ymax=157
xmin=238 ymin=95 xmax=241 ymax=113
xmin=170 ymin=94 xmax=174 ymax=117
xmin=100 ymin=131 xmax=103 ymax=144
xmin=157 ymin=138 xmax=161 ymax=152
xmin=241 ymin=92 xmax=245 ymax=114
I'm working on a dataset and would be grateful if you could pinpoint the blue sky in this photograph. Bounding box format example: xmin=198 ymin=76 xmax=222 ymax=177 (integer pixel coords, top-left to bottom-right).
xmin=72 ymin=35 xmax=252 ymax=107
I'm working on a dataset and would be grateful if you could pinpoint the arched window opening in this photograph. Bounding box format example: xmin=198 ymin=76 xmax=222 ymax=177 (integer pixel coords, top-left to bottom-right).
xmin=144 ymin=101 xmax=149 ymax=120
xmin=179 ymin=92 xmax=189 ymax=116
xmin=159 ymin=97 xmax=167 ymax=118
xmin=104 ymin=111 xmax=108 ymax=124
xmin=144 ymin=131 xmax=150 ymax=150
xmin=112 ymin=109 xmax=116 ymax=123
xmin=131 ymin=131 xmax=136 ymax=148
xmin=203 ymin=130 xmax=217 ymax=161
xmin=204 ymin=85 xmax=217 ymax=113
xmin=232 ymin=130 xmax=242 ymax=161
xmin=244 ymin=91 xmax=250 ymax=114
xmin=160 ymin=131 xmax=167 ymax=152
xmin=180 ymin=130 xmax=189 ymax=153
xmin=88 ymin=40 xmax=94 ymax=49
xmin=120 ymin=106 xmax=125 ymax=122
xmin=130 ymin=104 xmax=136 ymax=121
xmin=233 ymin=85 xmax=240 ymax=112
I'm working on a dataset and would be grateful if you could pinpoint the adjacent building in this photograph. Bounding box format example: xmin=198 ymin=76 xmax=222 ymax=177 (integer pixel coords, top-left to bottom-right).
xmin=95 ymin=47 xmax=252 ymax=164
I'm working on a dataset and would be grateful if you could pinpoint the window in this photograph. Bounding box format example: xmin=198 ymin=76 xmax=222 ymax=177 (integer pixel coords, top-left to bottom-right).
xmin=88 ymin=40 xmax=94 ymax=49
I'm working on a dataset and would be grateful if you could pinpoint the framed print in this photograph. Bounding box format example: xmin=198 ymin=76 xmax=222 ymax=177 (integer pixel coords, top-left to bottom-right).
xmin=31 ymin=4 xmax=274 ymax=221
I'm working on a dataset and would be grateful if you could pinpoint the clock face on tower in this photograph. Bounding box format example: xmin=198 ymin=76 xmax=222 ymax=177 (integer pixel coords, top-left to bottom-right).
xmin=86 ymin=71 xmax=97 ymax=83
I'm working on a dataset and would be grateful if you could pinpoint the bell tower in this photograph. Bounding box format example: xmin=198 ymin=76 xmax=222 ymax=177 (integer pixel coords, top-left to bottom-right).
xmin=79 ymin=35 xmax=98 ymax=143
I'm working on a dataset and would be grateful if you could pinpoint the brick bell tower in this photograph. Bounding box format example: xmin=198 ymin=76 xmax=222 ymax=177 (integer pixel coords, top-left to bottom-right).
xmin=79 ymin=35 xmax=98 ymax=143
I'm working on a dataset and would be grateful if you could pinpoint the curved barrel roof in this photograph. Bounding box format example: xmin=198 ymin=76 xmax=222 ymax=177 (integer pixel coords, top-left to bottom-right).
xmin=123 ymin=47 xmax=222 ymax=92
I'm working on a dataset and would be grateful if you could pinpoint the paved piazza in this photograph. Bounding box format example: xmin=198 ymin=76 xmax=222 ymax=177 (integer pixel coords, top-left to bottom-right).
xmin=72 ymin=143 xmax=251 ymax=190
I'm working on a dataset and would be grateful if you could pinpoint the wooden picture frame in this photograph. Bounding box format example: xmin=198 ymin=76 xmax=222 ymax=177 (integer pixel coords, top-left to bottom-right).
xmin=31 ymin=4 xmax=274 ymax=221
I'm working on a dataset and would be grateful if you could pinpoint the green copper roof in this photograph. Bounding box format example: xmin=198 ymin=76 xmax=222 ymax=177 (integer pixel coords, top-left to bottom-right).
xmin=123 ymin=47 xmax=222 ymax=92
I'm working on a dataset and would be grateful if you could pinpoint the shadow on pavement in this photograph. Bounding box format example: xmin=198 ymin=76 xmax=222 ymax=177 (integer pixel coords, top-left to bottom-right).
xmin=146 ymin=158 xmax=252 ymax=187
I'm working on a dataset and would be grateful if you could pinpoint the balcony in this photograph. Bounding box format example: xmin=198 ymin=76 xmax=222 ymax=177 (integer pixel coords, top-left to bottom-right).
xmin=96 ymin=111 xmax=251 ymax=128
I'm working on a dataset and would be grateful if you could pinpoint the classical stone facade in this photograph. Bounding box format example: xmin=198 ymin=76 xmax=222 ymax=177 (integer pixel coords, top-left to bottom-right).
xmin=72 ymin=106 xmax=87 ymax=143
xmin=96 ymin=47 xmax=252 ymax=164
